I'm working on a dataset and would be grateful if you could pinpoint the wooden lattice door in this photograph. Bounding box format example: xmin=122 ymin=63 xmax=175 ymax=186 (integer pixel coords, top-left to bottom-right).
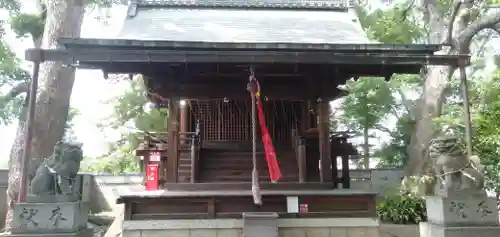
xmin=189 ymin=100 xmax=302 ymax=143
xmin=191 ymin=100 xmax=252 ymax=141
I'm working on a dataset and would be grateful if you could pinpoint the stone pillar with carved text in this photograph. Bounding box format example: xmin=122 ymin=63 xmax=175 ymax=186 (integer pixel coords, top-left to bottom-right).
xmin=1 ymin=141 xmax=93 ymax=237
xmin=419 ymin=136 xmax=500 ymax=237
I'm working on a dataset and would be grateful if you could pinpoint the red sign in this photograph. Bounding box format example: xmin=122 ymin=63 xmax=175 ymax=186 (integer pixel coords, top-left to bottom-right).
xmin=145 ymin=164 xmax=159 ymax=191
xmin=299 ymin=204 xmax=308 ymax=213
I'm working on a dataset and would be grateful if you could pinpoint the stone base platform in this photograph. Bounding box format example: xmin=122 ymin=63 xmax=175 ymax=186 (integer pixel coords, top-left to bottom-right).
xmin=0 ymin=228 xmax=94 ymax=237
xmin=11 ymin=201 xmax=89 ymax=234
xmin=420 ymin=222 xmax=500 ymax=237
xmin=122 ymin=217 xmax=380 ymax=237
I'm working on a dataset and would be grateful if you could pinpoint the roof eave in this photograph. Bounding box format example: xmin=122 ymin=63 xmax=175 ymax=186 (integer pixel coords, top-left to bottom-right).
xmin=57 ymin=38 xmax=443 ymax=54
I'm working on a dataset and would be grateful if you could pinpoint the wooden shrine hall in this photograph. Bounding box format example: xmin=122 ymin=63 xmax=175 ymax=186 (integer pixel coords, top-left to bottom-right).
xmin=24 ymin=0 xmax=467 ymax=236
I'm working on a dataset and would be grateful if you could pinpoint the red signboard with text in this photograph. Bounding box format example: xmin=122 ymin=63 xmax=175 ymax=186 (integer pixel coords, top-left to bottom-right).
xmin=145 ymin=164 xmax=159 ymax=191
xmin=299 ymin=204 xmax=308 ymax=213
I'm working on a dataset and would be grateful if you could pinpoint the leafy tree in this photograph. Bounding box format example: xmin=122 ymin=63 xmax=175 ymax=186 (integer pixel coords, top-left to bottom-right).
xmin=1 ymin=0 xmax=127 ymax=229
xmin=340 ymin=77 xmax=394 ymax=168
xmin=373 ymin=74 xmax=421 ymax=168
xmin=375 ymin=116 xmax=414 ymax=168
xmin=82 ymin=76 xmax=167 ymax=174
xmin=472 ymin=70 xmax=500 ymax=195
xmin=356 ymin=0 xmax=500 ymax=186
xmin=401 ymin=0 xmax=500 ymax=177
xmin=0 ymin=40 xmax=29 ymax=125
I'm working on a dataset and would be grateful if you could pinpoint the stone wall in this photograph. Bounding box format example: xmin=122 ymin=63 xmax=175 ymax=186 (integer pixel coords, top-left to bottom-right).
xmin=348 ymin=168 xmax=404 ymax=195
xmin=0 ymin=169 xmax=8 ymax=230
xmin=379 ymin=224 xmax=420 ymax=237
xmin=122 ymin=218 xmax=381 ymax=237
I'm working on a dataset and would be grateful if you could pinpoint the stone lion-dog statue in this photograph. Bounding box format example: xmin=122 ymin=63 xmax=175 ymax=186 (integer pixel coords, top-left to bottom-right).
xmin=29 ymin=141 xmax=83 ymax=196
xmin=428 ymin=136 xmax=485 ymax=196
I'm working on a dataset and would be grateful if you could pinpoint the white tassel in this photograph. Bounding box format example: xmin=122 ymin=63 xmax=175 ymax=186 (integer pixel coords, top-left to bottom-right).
xmin=252 ymin=168 xmax=262 ymax=205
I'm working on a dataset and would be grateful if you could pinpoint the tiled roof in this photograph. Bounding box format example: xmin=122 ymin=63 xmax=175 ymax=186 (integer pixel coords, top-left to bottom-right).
xmin=134 ymin=0 xmax=355 ymax=9
xmin=117 ymin=8 xmax=370 ymax=44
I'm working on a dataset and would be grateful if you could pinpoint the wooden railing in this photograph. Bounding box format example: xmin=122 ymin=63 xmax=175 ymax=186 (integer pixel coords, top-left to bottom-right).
xmin=188 ymin=120 xmax=202 ymax=183
xmin=136 ymin=119 xmax=203 ymax=185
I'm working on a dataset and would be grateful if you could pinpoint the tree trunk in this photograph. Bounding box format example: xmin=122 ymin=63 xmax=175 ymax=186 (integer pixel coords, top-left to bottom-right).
xmin=4 ymin=0 xmax=85 ymax=231
xmin=405 ymin=0 xmax=448 ymax=177
xmin=404 ymin=0 xmax=500 ymax=178
xmin=406 ymin=66 xmax=449 ymax=175
xmin=5 ymin=102 xmax=28 ymax=232
xmin=363 ymin=125 xmax=369 ymax=169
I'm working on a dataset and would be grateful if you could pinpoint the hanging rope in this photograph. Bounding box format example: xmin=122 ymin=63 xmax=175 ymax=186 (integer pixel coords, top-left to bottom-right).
xmin=247 ymin=67 xmax=262 ymax=205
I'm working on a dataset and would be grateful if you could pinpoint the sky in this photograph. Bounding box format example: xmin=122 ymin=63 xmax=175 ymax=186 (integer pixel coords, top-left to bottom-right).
xmin=0 ymin=6 xmax=131 ymax=166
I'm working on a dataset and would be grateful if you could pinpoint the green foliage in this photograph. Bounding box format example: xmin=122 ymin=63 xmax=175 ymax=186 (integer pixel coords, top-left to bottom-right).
xmin=432 ymin=68 xmax=500 ymax=193
xmin=80 ymin=144 xmax=139 ymax=175
xmin=355 ymin=0 xmax=426 ymax=44
xmin=375 ymin=116 xmax=414 ymax=168
xmin=377 ymin=194 xmax=427 ymax=224
xmin=10 ymin=12 xmax=45 ymax=40
xmin=85 ymin=77 xmax=167 ymax=174
xmin=0 ymin=0 xmax=21 ymax=12
xmin=0 ymin=40 xmax=29 ymax=125
xmin=341 ymin=78 xmax=394 ymax=131
xmin=470 ymin=70 xmax=500 ymax=193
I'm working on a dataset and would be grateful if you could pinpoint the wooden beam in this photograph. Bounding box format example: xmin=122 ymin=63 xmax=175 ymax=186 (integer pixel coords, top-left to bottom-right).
xmin=151 ymin=83 xmax=342 ymax=100
xmin=25 ymin=48 xmax=466 ymax=67
xmin=317 ymin=100 xmax=332 ymax=183
xmin=179 ymin=102 xmax=188 ymax=142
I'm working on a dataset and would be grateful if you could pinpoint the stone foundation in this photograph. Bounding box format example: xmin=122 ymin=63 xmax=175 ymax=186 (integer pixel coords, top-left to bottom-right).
xmin=0 ymin=228 xmax=94 ymax=237
xmin=421 ymin=195 xmax=500 ymax=237
xmin=419 ymin=222 xmax=500 ymax=237
xmin=122 ymin=218 xmax=379 ymax=237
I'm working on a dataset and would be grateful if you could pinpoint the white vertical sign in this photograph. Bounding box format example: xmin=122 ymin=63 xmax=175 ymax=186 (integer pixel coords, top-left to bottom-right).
xmin=150 ymin=152 xmax=161 ymax=162
xmin=286 ymin=196 xmax=299 ymax=213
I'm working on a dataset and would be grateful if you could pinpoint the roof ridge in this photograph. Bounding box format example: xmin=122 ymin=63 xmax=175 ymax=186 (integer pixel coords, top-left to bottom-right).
xmin=127 ymin=0 xmax=354 ymax=17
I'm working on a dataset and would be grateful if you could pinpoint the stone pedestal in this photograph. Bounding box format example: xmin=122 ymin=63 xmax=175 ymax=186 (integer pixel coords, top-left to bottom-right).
xmin=420 ymin=195 xmax=500 ymax=237
xmin=243 ymin=212 xmax=279 ymax=237
xmin=1 ymin=176 xmax=94 ymax=237
xmin=0 ymin=200 xmax=93 ymax=237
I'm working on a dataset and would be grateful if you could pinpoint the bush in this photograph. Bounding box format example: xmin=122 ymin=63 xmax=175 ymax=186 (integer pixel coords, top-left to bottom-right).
xmin=376 ymin=194 xmax=427 ymax=224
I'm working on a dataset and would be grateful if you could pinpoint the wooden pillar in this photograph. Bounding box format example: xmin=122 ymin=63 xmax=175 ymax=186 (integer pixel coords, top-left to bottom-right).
xmin=297 ymin=137 xmax=307 ymax=183
xmin=180 ymin=100 xmax=188 ymax=142
xmin=166 ymin=98 xmax=180 ymax=183
xmin=140 ymin=155 xmax=147 ymax=186
xmin=342 ymin=154 xmax=350 ymax=188
xmin=190 ymin=135 xmax=199 ymax=183
xmin=317 ymin=100 xmax=332 ymax=183
xmin=300 ymin=102 xmax=309 ymax=134
xmin=331 ymin=152 xmax=338 ymax=188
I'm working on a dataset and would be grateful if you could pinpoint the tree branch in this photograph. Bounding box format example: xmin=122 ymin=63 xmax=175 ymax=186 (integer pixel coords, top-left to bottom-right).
xmin=2 ymin=81 xmax=29 ymax=102
xmin=395 ymin=88 xmax=416 ymax=120
xmin=446 ymin=0 xmax=465 ymax=45
xmin=374 ymin=124 xmax=399 ymax=139
xmin=458 ymin=10 xmax=500 ymax=53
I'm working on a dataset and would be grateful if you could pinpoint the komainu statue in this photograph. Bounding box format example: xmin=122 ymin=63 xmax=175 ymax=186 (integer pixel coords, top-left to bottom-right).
xmin=428 ymin=136 xmax=486 ymax=196
xmin=29 ymin=141 xmax=83 ymax=196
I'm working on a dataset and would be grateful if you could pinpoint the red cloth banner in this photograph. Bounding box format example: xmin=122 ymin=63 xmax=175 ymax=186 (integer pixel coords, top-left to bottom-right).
xmin=253 ymin=78 xmax=282 ymax=182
